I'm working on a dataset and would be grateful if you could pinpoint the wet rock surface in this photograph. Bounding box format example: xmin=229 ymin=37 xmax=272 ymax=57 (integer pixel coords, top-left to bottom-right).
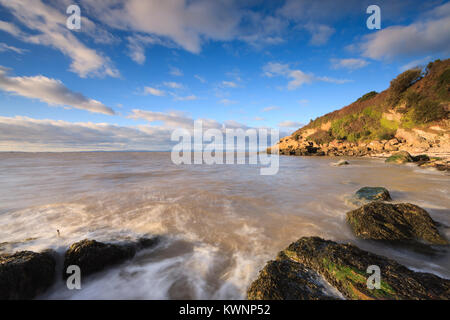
xmin=332 ymin=159 xmax=349 ymax=166
xmin=0 ymin=250 xmax=56 ymax=300
xmin=248 ymin=252 xmax=340 ymax=300
xmin=248 ymin=237 xmax=450 ymax=300
xmin=349 ymin=187 xmax=391 ymax=206
xmin=63 ymin=237 xmax=159 ymax=278
xmin=346 ymin=202 xmax=448 ymax=245
xmin=385 ymin=151 xmax=414 ymax=164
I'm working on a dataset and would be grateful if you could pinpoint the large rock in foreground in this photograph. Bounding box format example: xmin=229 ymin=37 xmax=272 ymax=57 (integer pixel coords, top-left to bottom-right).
xmin=0 ymin=250 xmax=56 ymax=300
xmin=248 ymin=237 xmax=450 ymax=300
xmin=346 ymin=202 xmax=448 ymax=245
xmin=247 ymin=254 xmax=340 ymax=300
xmin=63 ymin=237 xmax=159 ymax=278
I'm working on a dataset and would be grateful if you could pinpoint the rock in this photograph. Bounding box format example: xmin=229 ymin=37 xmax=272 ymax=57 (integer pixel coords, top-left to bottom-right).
xmin=247 ymin=253 xmax=339 ymax=300
xmin=0 ymin=250 xmax=56 ymax=300
xmin=368 ymin=141 xmax=384 ymax=152
xmin=346 ymin=202 xmax=448 ymax=245
xmin=412 ymin=154 xmax=430 ymax=162
xmin=332 ymin=159 xmax=349 ymax=166
xmin=248 ymin=237 xmax=450 ymax=300
xmin=418 ymin=159 xmax=450 ymax=172
xmin=63 ymin=237 xmax=159 ymax=278
xmin=385 ymin=151 xmax=414 ymax=164
xmin=349 ymin=187 xmax=391 ymax=206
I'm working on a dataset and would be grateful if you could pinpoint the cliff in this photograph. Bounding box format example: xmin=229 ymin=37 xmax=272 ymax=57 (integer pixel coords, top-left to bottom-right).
xmin=270 ymin=59 xmax=450 ymax=162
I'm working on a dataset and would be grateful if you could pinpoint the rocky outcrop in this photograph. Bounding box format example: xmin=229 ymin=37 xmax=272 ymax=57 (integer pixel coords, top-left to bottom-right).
xmin=247 ymin=253 xmax=339 ymax=300
xmin=418 ymin=158 xmax=450 ymax=171
xmin=385 ymin=151 xmax=414 ymax=164
xmin=271 ymin=134 xmax=449 ymax=171
xmin=346 ymin=202 xmax=448 ymax=245
xmin=248 ymin=237 xmax=450 ymax=300
xmin=349 ymin=187 xmax=391 ymax=206
xmin=0 ymin=250 xmax=56 ymax=300
xmin=63 ymin=237 xmax=159 ymax=278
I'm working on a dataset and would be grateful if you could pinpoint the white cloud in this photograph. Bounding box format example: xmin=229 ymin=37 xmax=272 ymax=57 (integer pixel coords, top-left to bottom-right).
xmin=126 ymin=35 xmax=167 ymax=64
xmin=400 ymin=56 xmax=432 ymax=71
xmin=0 ymin=42 xmax=27 ymax=54
xmin=164 ymin=81 xmax=184 ymax=89
xmin=79 ymin=0 xmax=242 ymax=54
xmin=254 ymin=117 xmax=265 ymax=121
xmin=129 ymin=109 xmax=195 ymax=128
xmin=263 ymin=62 xmax=350 ymax=90
xmin=286 ymin=70 xmax=316 ymax=89
xmin=305 ymin=24 xmax=335 ymax=46
xmin=262 ymin=106 xmax=280 ymax=112
xmin=144 ymin=87 xmax=166 ymax=97
xmin=278 ymin=121 xmax=303 ymax=128
xmin=174 ymin=95 xmax=197 ymax=101
xmin=0 ymin=0 xmax=119 ymax=78
xmin=221 ymin=81 xmax=238 ymax=88
xmin=0 ymin=113 xmax=277 ymax=152
xmin=195 ymin=75 xmax=206 ymax=83
xmin=129 ymin=109 xmax=227 ymax=131
xmin=0 ymin=67 xmax=114 ymax=115
xmin=169 ymin=66 xmax=183 ymax=77
xmin=330 ymin=58 xmax=369 ymax=70
xmin=0 ymin=116 xmax=172 ymax=151
xmin=219 ymin=99 xmax=238 ymax=105
xmin=360 ymin=2 xmax=450 ymax=60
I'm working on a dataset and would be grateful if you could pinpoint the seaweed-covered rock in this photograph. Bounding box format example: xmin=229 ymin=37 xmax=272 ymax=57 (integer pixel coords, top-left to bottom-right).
xmin=385 ymin=151 xmax=414 ymax=164
xmin=346 ymin=202 xmax=448 ymax=245
xmin=248 ymin=237 xmax=450 ymax=300
xmin=0 ymin=250 xmax=56 ymax=300
xmin=63 ymin=237 xmax=159 ymax=278
xmin=248 ymin=253 xmax=340 ymax=300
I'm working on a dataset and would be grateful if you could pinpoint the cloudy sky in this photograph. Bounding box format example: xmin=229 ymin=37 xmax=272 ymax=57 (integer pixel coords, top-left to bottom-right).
xmin=0 ymin=0 xmax=449 ymax=151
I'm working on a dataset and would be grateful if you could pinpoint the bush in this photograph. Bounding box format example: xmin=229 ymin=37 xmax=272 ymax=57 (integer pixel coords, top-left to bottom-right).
xmin=380 ymin=118 xmax=399 ymax=131
xmin=357 ymin=91 xmax=378 ymax=103
xmin=388 ymin=68 xmax=422 ymax=106
xmin=390 ymin=69 xmax=422 ymax=93
xmin=411 ymin=99 xmax=446 ymax=124
xmin=405 ymin=90 xmax=422 ymax=106
xmin=436 ymin=68 xmax=450 ymax=100
xmin=373 ymin=127 xmax=396 ymax=141
xmin=306 ymin=130 xmax=334 ymax=145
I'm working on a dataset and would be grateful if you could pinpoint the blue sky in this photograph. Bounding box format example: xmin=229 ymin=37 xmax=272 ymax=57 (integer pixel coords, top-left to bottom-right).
xmin=0 ymin=0 xmax=449 ymax=151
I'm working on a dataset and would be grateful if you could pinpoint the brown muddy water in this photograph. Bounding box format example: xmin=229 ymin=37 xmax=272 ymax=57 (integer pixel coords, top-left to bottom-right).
xmin=0 ymin=152 xmax=448 ymax=299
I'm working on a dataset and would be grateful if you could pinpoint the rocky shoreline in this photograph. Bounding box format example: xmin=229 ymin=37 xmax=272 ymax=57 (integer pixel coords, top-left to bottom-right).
xmin=269 ymin=134 xmax=450 ymax=172
xmin=0 ymin=237 xmax=159 ymax=300
xmin=1 ymin=189 xmax=448 ymax=300
xmin=248 ymin=186 xmax=449 ymax=300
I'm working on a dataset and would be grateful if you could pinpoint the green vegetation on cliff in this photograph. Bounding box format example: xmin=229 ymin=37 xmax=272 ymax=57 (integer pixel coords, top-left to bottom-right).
xmin=297 ymin=59 xmax=450 ymax=145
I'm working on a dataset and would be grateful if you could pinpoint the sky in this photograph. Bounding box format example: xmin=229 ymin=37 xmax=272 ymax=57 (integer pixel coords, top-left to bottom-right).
xmin=0 ymin=0 xmax=449 ymax=151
